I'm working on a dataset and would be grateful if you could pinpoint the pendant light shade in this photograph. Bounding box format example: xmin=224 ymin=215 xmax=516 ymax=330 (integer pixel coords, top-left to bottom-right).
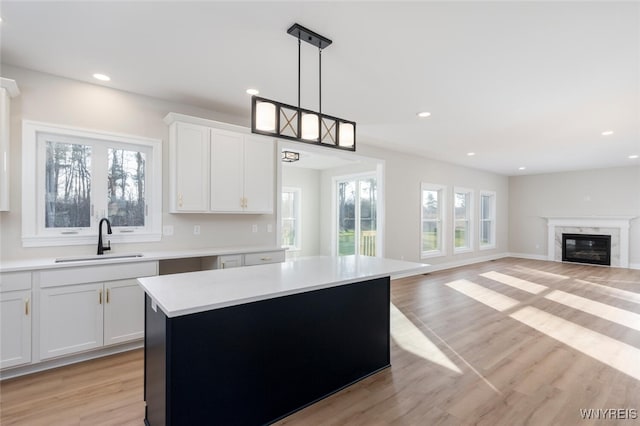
xmin=301 ymin=113 xmax=319 ymax=140
xmin=255 ymin=101 xmax=276 ymax=131
xmin=338 ymin=122 xmax=355 ymax=148
xmin=250 ymin=23 xmax=356 ymax=152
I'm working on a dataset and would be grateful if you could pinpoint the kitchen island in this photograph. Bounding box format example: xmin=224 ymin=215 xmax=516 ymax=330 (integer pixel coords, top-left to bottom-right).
xmin=138 ymin=255 xmax=428 ymax=426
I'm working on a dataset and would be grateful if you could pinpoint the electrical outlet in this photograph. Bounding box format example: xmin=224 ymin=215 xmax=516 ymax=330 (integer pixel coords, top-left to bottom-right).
xmin=163 ymin=225 xmax=174 ymax=236
xmin=252 ymin=224 xmax=258 ymax=233
xmin=193 ymin=225 xmax=200 ymax=235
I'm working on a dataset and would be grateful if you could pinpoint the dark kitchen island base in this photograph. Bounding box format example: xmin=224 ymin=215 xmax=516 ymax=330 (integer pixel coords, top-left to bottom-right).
xmin=144 ymin=276 xmax=391 ymax=426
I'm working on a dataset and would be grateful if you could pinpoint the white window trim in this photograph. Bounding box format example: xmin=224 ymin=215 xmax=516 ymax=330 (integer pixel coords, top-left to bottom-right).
xmin=420 ymin=183 xmax=446 ymax=259
xmin=479 ymin=190 xmax=497 ymax=250
xmin=453 ymin=187 xmax=474 ymax=254
xmin=22 ymin=120 xmax=162 ymax=247
xmin=281 ymin=186 xmax=302 ymax=252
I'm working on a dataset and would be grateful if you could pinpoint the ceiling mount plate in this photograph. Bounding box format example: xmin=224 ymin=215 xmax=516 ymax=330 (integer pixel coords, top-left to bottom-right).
xmin=287 ymin=23 xmax=332 ymax=49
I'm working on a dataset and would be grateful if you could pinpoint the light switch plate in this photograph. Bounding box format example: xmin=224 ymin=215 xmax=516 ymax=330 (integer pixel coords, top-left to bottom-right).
xmin=163 ymin=225 xmax=174 ymax=236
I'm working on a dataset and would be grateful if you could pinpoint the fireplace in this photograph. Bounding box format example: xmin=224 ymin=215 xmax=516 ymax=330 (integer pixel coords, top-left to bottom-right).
xmin=562 ymin=233 xmax=611 ymax=266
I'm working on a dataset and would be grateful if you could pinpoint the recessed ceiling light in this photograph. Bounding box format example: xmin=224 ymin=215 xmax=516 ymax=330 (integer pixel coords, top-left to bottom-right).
xmin=518 ymin=166 xmax=526 ymax=170
xmin=601 ymin=130 xmax=614 ymax=136
xmin=93 ymin=73 xmax=111 ymax=82
xmin=246 ymin=88 xmax=259 ymax=95
xmin=467 ymin=152 xmax=475 ymax=156
xmin=416 ymin=111 xmax=431 ymax=118
xmin=629 ymin=154 xmax=639 ymax=159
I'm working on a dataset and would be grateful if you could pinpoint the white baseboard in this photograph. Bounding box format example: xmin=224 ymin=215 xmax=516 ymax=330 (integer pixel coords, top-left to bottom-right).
xmin=630 ymin=263 xmax=640 ymax=270
xmin=421 ymin=252 xmax=510 ymax=274
xmin=0 ymin=340 xmax=143 ymax=380
xmin=507 ymin=252 xmax=549 ymax=261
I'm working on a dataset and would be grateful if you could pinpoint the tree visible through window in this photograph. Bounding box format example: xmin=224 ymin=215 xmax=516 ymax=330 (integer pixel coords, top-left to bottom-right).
xmin=454 ymin=188 xmax=473 ymax=252
xmin=23 ymin=120 xmax=161 ymax=247
xmin=45 ymin=141 xmax=92 ymax=228
xmin=480 ymin=191 xmax=496 ymax=248
xmin=281 ymin=187 xmax=301 ymax=250
xmin=421 ymin=183 xmax=445 ymax=257
xmin=107 ymin=148 xmax=146 ymax=227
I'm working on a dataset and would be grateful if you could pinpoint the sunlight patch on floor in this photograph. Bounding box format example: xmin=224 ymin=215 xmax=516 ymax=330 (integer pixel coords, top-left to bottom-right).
xmin=445 ymin=279 xmax=520 ymax=311
xmin=510 ymin=306 xmax=640 ymax=381
xmin=480 ymin=271 xmax=548 ymax=294
xmin=510 ymin=265 xmax=570 ymax=280
xmin=574 ymin=279 xmax=640 ymax=304
xmin=390 ymin=303 xmax=462 ymax=374
xmin=544 ymin=290 xmax=640 ymax=331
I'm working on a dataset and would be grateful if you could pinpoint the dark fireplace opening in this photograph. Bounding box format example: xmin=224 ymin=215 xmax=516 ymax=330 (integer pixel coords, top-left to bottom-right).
xmin=562 ymin=233 xmax=611 ymax=266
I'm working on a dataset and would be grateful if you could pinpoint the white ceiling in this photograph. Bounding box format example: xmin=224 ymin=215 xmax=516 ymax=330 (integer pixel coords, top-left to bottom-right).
xmin=1 ymin=1 xmax=638 ymax=176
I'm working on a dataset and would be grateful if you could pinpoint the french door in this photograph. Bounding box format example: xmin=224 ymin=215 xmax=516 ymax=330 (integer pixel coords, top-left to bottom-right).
xmin=336 ymin=175 xmax=378 ymax=256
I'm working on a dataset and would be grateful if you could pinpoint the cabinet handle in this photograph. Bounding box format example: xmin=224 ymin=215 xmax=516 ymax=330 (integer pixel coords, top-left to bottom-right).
xmin=260 ymin=257 xmax=271 ymax=261
xmin=99 ymin=289 xmax=103 ymax=305
xmin=178 ymin=194 xmax=183 ymax=207
xmin=25 ymin=299 xmax=29 ymax=316
xmin=221 ymin=262 xmax=226 ymax=269
xmin=106 ymin=289 xmax=110 ymax=304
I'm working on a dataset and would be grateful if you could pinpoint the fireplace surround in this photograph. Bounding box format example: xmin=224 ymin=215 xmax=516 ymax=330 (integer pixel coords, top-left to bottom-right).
xmin=546 ymin=217 xmax=633 ymax=268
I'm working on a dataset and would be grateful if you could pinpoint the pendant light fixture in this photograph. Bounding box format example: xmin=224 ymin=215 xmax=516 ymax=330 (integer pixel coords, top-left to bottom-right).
xmin=281 ymin=150 xmax=300 ymax=162
xmin=251 ymin=23 xmax=356 ymax=151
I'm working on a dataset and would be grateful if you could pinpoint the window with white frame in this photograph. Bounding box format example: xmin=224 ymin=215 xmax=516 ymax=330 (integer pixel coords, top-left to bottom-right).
xmin=421 ymin=183 xmax=446 ymax=258
xmin=281 ymin=187 xmax=301 ymax=251
xmin=480 ymin=190 xmax=496 ymax=249
xmin=454 ymin=187 xmax=473 ymax=252
xmin=22 ymin=121 xmax=162 ymax=247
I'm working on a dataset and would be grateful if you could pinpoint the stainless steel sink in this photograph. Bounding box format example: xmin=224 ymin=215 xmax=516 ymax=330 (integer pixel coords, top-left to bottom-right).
xmin=54 ymin=253 xmax=144 ymax=263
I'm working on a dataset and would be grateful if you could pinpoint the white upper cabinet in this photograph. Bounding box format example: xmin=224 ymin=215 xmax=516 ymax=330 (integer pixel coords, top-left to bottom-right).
xmin=0 ymin=78 xmax=20 ymax=212
xmin=170 ymin=122 xmax=210 ymax=212
xmin=166 ymin=113 xmax=275 ymax=214
xmin=210 ymin=129 xmax=245 ymax=212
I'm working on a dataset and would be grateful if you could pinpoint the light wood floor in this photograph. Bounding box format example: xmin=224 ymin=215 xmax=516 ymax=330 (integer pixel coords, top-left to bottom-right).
xmin=2 ymin=258 xmax=640 ymax=425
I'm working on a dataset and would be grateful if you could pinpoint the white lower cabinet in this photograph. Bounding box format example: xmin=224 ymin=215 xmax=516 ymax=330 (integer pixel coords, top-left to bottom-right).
xmin=39 ymin=279 xmax=145 ymax=360
xmin=104 ymin=279 xmax=144 ymax=345
xmin=0 ymin=290 xmax=31 ymax=369
xmin=217 ymin=254 xmax=243 ymax=269
xmin=40 ymin=283 xmax=104 ymax=360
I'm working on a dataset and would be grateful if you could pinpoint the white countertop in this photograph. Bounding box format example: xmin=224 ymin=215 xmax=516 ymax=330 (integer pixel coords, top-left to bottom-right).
xmin=0 ymin=246 xmax=284 ymax=273
xmin=138 ymin=255 xmax=429 ymax=318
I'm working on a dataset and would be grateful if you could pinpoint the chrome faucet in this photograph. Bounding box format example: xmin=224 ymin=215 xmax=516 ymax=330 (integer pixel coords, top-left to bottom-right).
xmin=97 ymin=218 xmax=112 ymax=255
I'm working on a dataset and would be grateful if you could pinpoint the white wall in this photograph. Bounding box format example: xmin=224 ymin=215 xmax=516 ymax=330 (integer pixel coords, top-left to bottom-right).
xmin=281 ymin=166 xmax=321 ymax=257
xmin=0 ymin=65 xmax=277 ymax=261
xmin=328 ymin=145 xmax=510 ymax=268
xmin=509 ymin=166 xmax=640 ymax=267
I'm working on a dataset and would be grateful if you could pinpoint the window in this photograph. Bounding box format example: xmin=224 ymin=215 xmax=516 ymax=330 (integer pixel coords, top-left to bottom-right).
xmin=421 ymin=183 xmax=446 ymax=258
xmin=23 ymin=121 xmax=162 ymax=247
xmin=454 ymin=187 xmax=473 ymax=253
xmin=336 ymin=175 xmax=377 ymax=256
xmin=480 ymin=190 xmax=496 ymax=249
xmin=281 ymin=187 xmax=301 ymax=251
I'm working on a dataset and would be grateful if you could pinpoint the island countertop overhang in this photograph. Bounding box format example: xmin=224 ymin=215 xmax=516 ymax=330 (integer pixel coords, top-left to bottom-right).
xmin=138 ymin=255 xmax=429 ymax=318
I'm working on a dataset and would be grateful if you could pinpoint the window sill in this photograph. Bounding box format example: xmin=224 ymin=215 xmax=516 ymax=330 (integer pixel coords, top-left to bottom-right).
xmin=22 ymin=233 xmax=162 ymax=248
xmin=479 ymin=244 xmax=496 ymax=251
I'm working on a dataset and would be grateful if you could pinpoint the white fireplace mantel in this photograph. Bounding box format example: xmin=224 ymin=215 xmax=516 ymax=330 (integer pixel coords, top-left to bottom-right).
xmin=545 ymin=216 xmax=636 ymax=268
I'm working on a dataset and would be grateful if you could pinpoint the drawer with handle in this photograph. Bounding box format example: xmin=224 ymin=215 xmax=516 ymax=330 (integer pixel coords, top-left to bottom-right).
xmin=244 ymin=250 xmax=285 ymax=266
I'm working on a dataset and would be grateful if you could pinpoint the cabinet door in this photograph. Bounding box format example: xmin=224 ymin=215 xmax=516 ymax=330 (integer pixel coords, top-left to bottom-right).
xmin=243 ymin=137 xmax=274 ymax=213
xmin=0 ymin=290 xmax=31 ymax=368
xmin=40 ymin=283 xmax=103 ymax=360
xmin=210 ymin=130 xmax=244 ymax=212
xmin=217 ymin=254 xmax=243 ymax=269
xmin=172 ymin=122 xmax=210 ymax=212
xmin=104 ymin=279 xmax=144 ymax=345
